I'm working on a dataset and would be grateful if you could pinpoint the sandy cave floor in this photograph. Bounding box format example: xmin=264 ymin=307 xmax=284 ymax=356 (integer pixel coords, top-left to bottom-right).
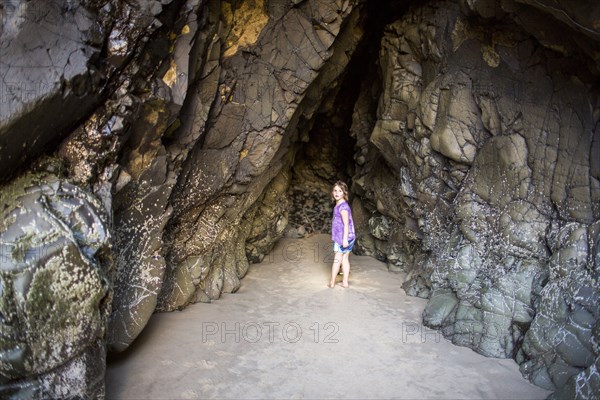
xmin=105 ymin=234 xmax=552 ymax=399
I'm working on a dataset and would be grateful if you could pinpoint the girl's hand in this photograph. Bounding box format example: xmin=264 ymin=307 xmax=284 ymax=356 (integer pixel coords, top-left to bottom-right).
xmin=343 ymin=239 xmax=349 ymax=248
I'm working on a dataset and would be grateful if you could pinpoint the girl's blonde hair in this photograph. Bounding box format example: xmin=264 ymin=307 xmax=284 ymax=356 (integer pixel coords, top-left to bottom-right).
xmin=331 ymin=180 xmax=349 ymax=202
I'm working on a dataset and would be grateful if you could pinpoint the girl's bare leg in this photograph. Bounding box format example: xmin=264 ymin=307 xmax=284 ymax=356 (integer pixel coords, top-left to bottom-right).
xmin=329 ymin=253 xmax=342 ymax=288
xmin=340 ymin=252 xmax=350 ymax=288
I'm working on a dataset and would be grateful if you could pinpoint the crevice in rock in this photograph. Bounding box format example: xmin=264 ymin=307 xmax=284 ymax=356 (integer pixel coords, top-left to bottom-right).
xmin=285 ymin=0 xmax=416 ymax=238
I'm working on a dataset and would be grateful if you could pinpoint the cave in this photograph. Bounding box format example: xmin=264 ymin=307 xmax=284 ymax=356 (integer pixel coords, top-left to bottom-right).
xmin=0 ymin=0 xmax=599 ymax=398
xmin=285 ymin=0 xmax=415 ymax=238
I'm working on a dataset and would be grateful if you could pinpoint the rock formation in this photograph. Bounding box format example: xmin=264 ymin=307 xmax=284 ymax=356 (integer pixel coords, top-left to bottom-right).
xmin=350 ymin=3 xmax=600 ymax=398
xmin=0 ymin=0 xmax=598 ymax=398
xmin=0 ymin=172 xmax=111 ymax=397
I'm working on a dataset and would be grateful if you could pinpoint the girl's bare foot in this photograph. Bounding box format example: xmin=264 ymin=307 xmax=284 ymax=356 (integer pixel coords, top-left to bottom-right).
xmin=327 ymin=282 xmax=335 ymax=288
xmin=339 ymin=283 xmax=349 ymax=288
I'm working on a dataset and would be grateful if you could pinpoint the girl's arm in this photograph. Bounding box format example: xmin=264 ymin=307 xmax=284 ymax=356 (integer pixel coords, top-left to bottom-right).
xmin=341 ymin=209 xmax=349 ymax=247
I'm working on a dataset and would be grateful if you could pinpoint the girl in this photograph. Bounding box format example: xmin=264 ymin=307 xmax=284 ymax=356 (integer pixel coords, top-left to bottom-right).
xmin=328 ymin=181 xmax=355 ymax=288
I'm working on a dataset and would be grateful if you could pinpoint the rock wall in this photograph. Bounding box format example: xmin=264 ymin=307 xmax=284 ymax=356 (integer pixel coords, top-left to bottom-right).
xmin=1 ymin=0 xmax=368 ymax=397
xmin=155 ymin=0 xmax=365 ymax=314
xmin=350 ymin=1 xmax=600 ymax=398
xmin=0 ymin=0 xmax=599 ymax=398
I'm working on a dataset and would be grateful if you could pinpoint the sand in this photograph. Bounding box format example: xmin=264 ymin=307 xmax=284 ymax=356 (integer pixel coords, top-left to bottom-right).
xmin=105 ymin=234 xmax=552 ymax=399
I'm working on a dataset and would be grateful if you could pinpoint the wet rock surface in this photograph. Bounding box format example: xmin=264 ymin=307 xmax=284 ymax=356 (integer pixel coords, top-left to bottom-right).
xmin=0 ymin=0 xmax=599 ymax=397
xmin=0 ymin=172 xmax=111 ymax=399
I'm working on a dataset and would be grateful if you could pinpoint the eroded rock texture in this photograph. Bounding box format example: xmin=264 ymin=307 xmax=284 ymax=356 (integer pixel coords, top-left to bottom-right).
xmin=0 ymin=0 xmax=599 ymax=397
xmin=349 ymin=1 xmax=600 ymax=397
xmin=156 ymin=0 xmax=364 ymax=312
xmin=1 ymin=0 xmax=367 ymax=396
xmin=0 ymin=172 xmax=111 ymax=399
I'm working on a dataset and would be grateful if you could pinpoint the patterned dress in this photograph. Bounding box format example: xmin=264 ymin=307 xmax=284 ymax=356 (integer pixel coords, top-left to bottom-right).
xmin=331 ymin=201 xmax=355 ymax=246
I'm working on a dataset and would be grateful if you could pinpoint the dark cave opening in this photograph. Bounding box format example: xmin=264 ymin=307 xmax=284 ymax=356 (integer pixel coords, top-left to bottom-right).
xmin=285 ymin=0 xmax=416 ymax=238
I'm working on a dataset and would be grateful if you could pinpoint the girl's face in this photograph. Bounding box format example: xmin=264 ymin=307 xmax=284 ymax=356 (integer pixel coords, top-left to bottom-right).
xmin=332 ymin=185 xmax=345 ymax=201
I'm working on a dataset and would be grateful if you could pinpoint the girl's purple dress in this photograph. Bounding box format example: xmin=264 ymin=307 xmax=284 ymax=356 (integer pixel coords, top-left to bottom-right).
xmin=331 ymin=201 xmax=355 ymax=246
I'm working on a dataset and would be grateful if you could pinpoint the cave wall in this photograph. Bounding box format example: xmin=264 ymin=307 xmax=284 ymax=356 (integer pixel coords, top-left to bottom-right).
xmin=0 ymin=0 xmax=599 ymax=398
xmin=1 ymin=0 xmax=368 ymax=397
xmin=350 ymin=1 xmax=600 ymax=397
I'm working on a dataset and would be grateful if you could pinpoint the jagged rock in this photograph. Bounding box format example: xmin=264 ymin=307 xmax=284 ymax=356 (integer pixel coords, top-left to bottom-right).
xmin=0 ymin=0 xmax=176 ymax=182
xmin=157 ymin=0 xmax=363 ymax=311
xmin=368 ymin=214 xmax=391 ymax=241
xmin=105 ymin=0 xmax=211 ymax=351
xmin=0 ymin=1 xmax=104 ymax=181
xmin=245 ymin=168 xmax=292 ymax=263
